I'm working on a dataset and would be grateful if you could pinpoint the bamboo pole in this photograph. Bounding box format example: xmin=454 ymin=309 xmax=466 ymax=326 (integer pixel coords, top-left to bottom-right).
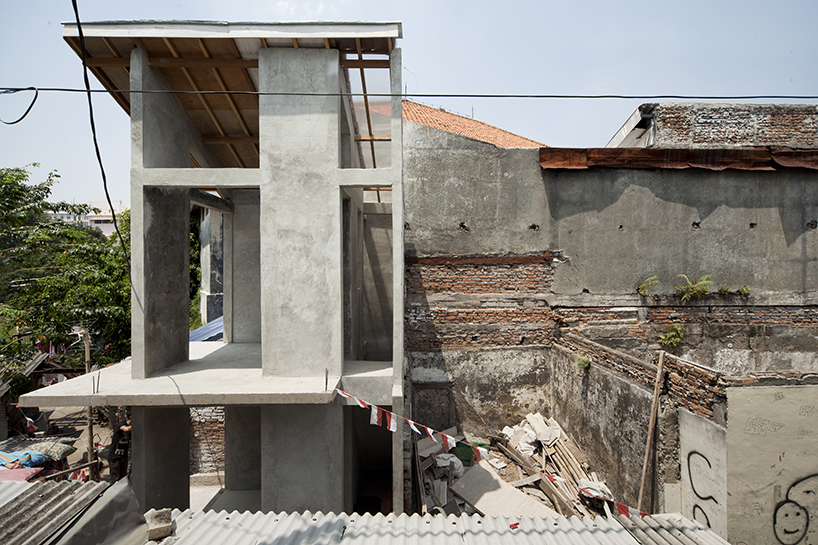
xmin=638 ymin=350 xmax=665 ymax=512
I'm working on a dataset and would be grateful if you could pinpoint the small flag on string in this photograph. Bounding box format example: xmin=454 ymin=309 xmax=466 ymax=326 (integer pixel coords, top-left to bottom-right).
xmin=441 ymin=433 xmax=456 ymax=451
xmin=25 ymin=415 xmax=36 ymax=433
xmin=408 ymin=419 xmax=422 ymax=435
xmin=387 ymin=412 xmax=398 ymax=432
xmin=336 ymin=389 xmax=369 ymax=409
xmin=370 ymin=404 xmax=382 ymax=426
xmin=423 ymin=425 xmax=438 ymax=442
xmin=616 ymin=502 xmax=649 ymax=518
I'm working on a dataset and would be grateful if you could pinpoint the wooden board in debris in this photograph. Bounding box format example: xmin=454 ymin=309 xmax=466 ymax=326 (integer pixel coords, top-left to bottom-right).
xmin=451 ymin=460 xmax=559 ymax=518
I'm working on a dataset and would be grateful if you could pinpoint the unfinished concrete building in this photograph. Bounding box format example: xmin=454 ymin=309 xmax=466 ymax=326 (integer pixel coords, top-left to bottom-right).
xmin=23 ymin=21 xmax=405 ymax=514
xmin=18 ymin=18 xmax=818 ymax=544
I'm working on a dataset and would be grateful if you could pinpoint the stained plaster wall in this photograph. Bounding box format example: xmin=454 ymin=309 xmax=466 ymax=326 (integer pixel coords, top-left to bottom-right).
xmin=403 ymin=118 xmax=818 ymax=511
xmin=727 ymin=385 xmax=818 ymax=545
xmin=679 ymin=409 xmax=727 ymax=538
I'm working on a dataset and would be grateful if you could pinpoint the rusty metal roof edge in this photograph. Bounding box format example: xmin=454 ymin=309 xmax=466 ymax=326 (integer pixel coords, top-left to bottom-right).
xmin=539 ymin=146 xmax=818 ymax=171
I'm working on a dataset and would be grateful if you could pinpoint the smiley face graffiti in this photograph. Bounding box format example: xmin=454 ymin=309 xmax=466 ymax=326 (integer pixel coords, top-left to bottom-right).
xmin=775 ymin=475 xmax=818 ymax=545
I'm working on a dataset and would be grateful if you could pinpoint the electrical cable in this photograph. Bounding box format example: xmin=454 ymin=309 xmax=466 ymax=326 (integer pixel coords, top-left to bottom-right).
xmin=70 ymin=0 xmax=130 ymax=273
xmin=0 ymin=87 xmax=38 ymax=124
xmin=1 ymin=86 xmax=818 ymax=101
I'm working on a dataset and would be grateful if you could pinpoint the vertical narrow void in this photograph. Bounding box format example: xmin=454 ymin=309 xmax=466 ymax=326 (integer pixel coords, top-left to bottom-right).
xmin=344 ymin=405 xmax=394 ymax=514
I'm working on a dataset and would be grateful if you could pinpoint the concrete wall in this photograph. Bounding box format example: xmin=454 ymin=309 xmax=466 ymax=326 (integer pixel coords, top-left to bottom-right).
xmin=404 ymin=118 xmax=818 ymax=301
xmin=258 ymin=47 xmax=343 ymax=378
xmin=361 ymin=203 xmax=393 ymax=361
xmin=226 ymin=189 xmax=261 ymax=343
xmin=727 ymin=385 xmax=818 ymax=545
xmin=199 ymin=209 xmax=224 ymax=323
xmin=679 ymin=409 xmax=727 ymax=538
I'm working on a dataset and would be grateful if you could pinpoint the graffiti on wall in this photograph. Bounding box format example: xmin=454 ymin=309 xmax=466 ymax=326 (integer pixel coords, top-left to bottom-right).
xmin=687 ymin=451 xmax=719 ymax=528
xmin=774 ymin=474 xmax=818 ymax=545
xmin=679 ymin=409 xmax=727 ymax=538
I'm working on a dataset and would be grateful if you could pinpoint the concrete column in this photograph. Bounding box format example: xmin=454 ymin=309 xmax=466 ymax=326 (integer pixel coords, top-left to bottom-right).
xmin=258 ymin=47 xmax=342 ymax=377
xmin=225 ymin=406 xmax=261 ymax=491
xmin=260 ymin=403 xmax=344 ymax=513
xmin=229 ymin=190 xmax=261 ymax=343
xmin=131 ymin=406 xmax=190 ymax=511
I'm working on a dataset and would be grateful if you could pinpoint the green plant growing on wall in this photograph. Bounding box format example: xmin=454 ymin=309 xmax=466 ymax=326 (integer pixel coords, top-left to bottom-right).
xmin=718 ymin=285 xmax=731 ymax=295
xmin=574 ymin=356 xmax=591 ymax=370
xmin=637 ymin=275 xmax=660 ymax=296
xmin=658 ymin=324 xmax=685 ymax=348
xmin=674 ymin=274 xmax=713 ymax=302
xmin=738 ymin=285 xmax=751 ymax=296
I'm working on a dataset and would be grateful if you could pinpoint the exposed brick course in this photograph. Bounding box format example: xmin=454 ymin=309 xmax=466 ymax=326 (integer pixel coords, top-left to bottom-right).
xmin=189 ymin=406 xmax=225 ymax=475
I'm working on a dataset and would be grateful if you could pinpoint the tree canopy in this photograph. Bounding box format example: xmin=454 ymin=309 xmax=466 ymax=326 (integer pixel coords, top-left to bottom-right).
xmin=0 ymin=165 xmax=131 ymax=374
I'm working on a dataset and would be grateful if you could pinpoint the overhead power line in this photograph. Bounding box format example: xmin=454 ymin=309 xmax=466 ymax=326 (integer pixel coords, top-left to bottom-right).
xmin=1 ymin=86 xmax=818 ymax=101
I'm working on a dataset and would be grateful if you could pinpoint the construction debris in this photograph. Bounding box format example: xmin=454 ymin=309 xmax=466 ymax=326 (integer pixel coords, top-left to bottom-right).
xmin=414 ymin=412 xmax=613 ymax=518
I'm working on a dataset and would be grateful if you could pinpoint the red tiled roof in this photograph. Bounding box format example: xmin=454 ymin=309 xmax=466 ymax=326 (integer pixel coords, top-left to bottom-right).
xmin=402 ymin=100 xmax=546 ymax=148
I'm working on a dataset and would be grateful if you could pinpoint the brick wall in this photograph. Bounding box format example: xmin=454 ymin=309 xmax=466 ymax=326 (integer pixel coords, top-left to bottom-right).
xmin=647 ymin=305 xmax=818 ymax=326
xmin=189 ymin=406 xmax=225 ymax=475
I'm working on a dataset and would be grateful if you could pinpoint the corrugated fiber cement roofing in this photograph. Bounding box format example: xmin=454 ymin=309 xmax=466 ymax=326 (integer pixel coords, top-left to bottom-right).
xmin=156 ymin=508 xmax=728 ymax=545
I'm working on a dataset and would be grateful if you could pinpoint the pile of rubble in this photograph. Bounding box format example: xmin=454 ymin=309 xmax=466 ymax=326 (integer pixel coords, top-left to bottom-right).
xmin=413 ymin=412 xmax=612 ymax=517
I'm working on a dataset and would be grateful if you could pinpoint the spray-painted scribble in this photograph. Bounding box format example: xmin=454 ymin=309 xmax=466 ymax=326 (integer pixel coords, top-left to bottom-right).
xmin=774 ymin=474 xmax=818 ymax=545
xmin=688 ymin=451 xmax=718 ymax=528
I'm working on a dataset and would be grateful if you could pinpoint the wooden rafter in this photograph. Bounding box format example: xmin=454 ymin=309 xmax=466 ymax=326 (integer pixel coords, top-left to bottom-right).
xmin=65 ymin=37 xmax=131 ymax=115
xmin=202 ymin=135 xmax=259 ymax=145
xmin=84 ymin=57 xmax=258 ymax=69
xmin=101 ymin=37 xmax=130 ymax=82
xmin=197 ymin=38 xmax=259 ymax=159
xmin=340 ymin=59 xmax=390 ymax=69
xmin=163 ymin=37 xmax=245 ymax=168
xmin=355 ymin=134 xmax=391 ymax=142
xmin=355 ymin=38 xmax=377 ymax=170
xmin=291 ymin=38 xmax=299 ymax=48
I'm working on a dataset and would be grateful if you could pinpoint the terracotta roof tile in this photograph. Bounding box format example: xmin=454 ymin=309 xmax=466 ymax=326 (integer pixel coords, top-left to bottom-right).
xmin=402 ymin=100 xmax=546 ymax=148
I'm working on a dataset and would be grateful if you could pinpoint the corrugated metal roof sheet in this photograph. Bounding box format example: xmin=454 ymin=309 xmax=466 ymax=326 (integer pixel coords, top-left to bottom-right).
xmin=189 ymin=316 xmax=224 ymax=342
xmin=0 ymin=480 xmax=108 ymax=545
xmin=0 ymin=481 xmax=32 ymax=509
xmin=0 ymin=353 xmax=49 ymax=398
xmin=159 ymin=509 xmax=641 ymax=545
xmin=616 ymin=513 xmax=730 ymax=545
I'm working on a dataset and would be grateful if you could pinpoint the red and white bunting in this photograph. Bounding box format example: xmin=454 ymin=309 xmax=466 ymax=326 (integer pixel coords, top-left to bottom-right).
xmin=423 ymin=425 xmax=438 ymax=442
xmin=408 ymin=419 xmax=422 ymax=435
xmin=616 ymin=502 xmax=648 ymax=518
xmin=441 ymin=433 xmax=456 ymax=451
xmin=336 ymin=389 xmax=369 ymax=409
xmin=370 ymin=404 xmax=382 ymax=426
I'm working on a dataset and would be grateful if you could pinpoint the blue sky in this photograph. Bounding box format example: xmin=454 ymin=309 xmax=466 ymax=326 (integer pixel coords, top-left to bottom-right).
xmin=2 ymin=0 xmax=817 ymax=205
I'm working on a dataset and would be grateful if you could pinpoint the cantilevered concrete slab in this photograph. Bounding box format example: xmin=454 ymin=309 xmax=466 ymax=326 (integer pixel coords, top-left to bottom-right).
xmin=20 ymin=342 xmax=339 ymax=407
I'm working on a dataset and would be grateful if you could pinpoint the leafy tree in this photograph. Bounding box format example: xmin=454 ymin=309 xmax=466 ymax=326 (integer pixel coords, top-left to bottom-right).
xmin=0 ymin=165 xmax=131 ymax=376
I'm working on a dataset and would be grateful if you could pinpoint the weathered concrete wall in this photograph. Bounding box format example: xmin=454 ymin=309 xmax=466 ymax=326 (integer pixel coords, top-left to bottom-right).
xmin=650 ymin=103 xmax=818 ymax=149
xmin=679 ymin=409 xmax=727 ymax=538
xmin=361 ymin=204 xmax=393 ymax=361
xmin=405 ymin=118 xmax=818 ymax=301
xmin=727 ymin=385 xmax=818 ymax=545
xmin=545 ymin=344 xmax=653 ymax=507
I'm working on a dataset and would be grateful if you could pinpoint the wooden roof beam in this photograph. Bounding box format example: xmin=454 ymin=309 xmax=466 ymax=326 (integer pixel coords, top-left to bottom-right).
xmin=163 ymin=37 xmax=245 ymax=168
xmin=355 ymin=38 xmax=377 ymax=170
xmin=197 ymin=38 xmax=258 ymax=159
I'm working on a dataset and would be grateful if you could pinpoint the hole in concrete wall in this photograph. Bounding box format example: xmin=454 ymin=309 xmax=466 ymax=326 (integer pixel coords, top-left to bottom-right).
xmin=808 ymin=220 xmax=817 ymax=230
xmin=619 ymin=225 xmax=624 ymax=230
xmin=692 ymin=221 xmax=701 ymax=230
xmin=582 ymin=288 xmax=590 ymax=294
xmin=404 ymin=222 xmax=411 ymax=230
xmin=528 ymin=223 xmax=540 ymax=231
xmin=459 ymin=222 xmax=470 ymax=232
xmin=749 ymin=222 xmax=757 ymax=230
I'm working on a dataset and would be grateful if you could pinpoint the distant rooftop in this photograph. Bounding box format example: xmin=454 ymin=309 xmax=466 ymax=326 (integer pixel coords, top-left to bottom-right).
xmin=402 ymin=100 xmax=546 ymax=148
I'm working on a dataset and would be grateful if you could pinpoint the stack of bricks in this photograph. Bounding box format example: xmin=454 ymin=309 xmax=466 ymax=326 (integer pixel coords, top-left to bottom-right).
xmin=405 ymin=252 xmax=561 ymax=349
xmin=189 ymin=406 xmax=225 ymax=475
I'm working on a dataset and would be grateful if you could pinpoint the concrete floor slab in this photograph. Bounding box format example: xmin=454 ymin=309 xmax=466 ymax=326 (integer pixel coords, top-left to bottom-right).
xmin=20 ymin=342 xmax=339 ymax=407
